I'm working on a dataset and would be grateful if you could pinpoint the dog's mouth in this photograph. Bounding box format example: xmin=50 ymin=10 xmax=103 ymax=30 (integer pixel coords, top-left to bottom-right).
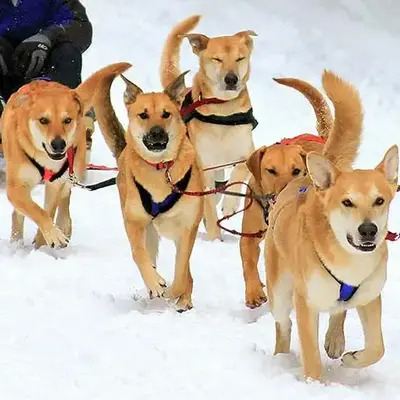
xmin=42 ymin=143 xmax=66 ymax=161
xmin=142 ymin=134 xmax=169 ymax=153
xmin=346 ymin=234 xmax=376 ymax=252
xmin=225 ymin=84 xmax=238 ymax=91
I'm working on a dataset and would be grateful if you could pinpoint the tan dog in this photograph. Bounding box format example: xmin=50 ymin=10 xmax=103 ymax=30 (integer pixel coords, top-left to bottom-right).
xmin=241 ymin=77 xmax=333 ymax=308
xmin=265 ymin=70 xmax=399 ymax=381
xmin=160 ymin=15 xmax=257 ymax=240
xmin=91 ymin=63 xmax=204 ymax=312
xmin=1 ymin=76 xmax=98 ymax=248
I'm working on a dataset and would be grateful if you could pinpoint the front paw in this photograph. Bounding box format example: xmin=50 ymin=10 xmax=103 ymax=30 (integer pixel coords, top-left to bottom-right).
xmin=222 ymin=195 xmax=240 ymax=217
xmin=325 ymin=327 xmax=345 ymax=359
xmin=245 ymin=282 xmax=267 ymax=308
xmin=39 ymin=223 xmax=69 ymax=248
xmin=147 ymin=274 xmax=167 ymax=299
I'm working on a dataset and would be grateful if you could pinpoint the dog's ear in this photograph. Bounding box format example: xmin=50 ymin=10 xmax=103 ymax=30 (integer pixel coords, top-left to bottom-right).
xmin=235 ymin=30 xmax=257 ymax=48
xmin=164 ymin=70 xmax=189 ymax=104
xmin=72 ymin=92 xmax=84 ymax=116
xmin=121 ymin=74 xmax=143 ymax=105
xmin=11 ymin=94 xmax=30 ymax=108
xmin=307 ymin=152 xmax=337 ymax=190
xmin=247 ymin=146 xmax=266 ymax=182
xmin=376 ymin=145 xmax=399 ymax=185
xmin=185 ymin=33 xmax=209 ymax=55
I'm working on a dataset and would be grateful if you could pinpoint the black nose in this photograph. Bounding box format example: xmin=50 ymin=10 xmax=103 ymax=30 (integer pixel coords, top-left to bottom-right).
xmin=358 ymin=222 xmax=378 ymax=241
xmin=148 ymin=126 xmax=168 ymax=143
xmin=50 ymin=137 xmax=66 ymax=153
xmin=224 ymin=72 xmax=238 ymax=87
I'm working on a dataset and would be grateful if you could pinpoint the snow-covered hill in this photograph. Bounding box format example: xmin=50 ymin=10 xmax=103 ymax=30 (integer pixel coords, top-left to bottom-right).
xmin=0 ymin=1 xmax=399 ymax=399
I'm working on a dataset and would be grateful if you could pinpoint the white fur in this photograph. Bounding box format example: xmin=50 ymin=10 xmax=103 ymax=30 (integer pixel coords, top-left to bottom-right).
xmin=29 ymin=119 xmax=47 ymax=152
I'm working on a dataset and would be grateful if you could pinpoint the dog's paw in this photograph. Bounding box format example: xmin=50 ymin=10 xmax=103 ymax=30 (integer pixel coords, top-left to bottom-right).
xmin=33 ymin=230 xmax=46 ymax=249
xmin=176 ymin=295 xmax=193 ymax=313
xmin=40 ymin=224 xmax=69 ymax=248
xmin=325 ymin=332 xmax=345 ymax=360
xmin=222 ymin=195 xmax=240 ymax=217
xmin=205 ymin=226 xmax=223 ymax=241
xmin=341 ymin=351 xmax=362 ymax=368
xmin=245 ymin=283 xmax=267 ymax=308
xmin=147 ymin=276 xmax=167 ymax=299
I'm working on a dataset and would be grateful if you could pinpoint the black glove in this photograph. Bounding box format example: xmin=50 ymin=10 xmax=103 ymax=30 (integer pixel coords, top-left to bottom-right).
xmin=13 ymin=34 xmax=51 ymax=79
xmin=0 ymin=37 xmax=13 ymax=76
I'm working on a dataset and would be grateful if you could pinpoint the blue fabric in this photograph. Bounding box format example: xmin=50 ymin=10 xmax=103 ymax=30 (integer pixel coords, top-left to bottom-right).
xmin=298 ymin=186 xmax=308 ymax=193
xmin=150 ymin=192 xmax=181 ymax=218
xmin=0 ymin=0 xmax=73 ymax=44
xmin=339 ymin=282 xmax=358 ymax=302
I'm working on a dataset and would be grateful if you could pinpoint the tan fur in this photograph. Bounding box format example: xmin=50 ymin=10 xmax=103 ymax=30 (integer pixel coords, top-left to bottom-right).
xmin=92 ymin=66 xmax=204 ymax=312
xmin=160 ymin=15 xmax=257 ymax=240
xmin=265 ymin=71 xmax=398 ymax=381
xmin=240 ymin=77 xmax=332 ymax=308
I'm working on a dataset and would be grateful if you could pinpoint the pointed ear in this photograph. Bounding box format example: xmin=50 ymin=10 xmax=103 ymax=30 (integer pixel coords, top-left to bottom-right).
xmin=185 ymin=33 xmax=209 ymax=55
xmin=72 ymin=92 xmax=83 ymax=116
xmin=376 ymin=145 xmax=399 ymax=184
xmin=11 ymin=94 xmax=30 ymax=108
xmin=247 ymin=146 xmax=266 ymax=182
xmin=235 ymin=30 xmax=257 ymax=48
xmin=164 ymin=70 xmax=189 ymax=104
xmin=120 ymin=74 xmax=143 ymax=105
xmin=307 ymin=152 xmax=337 ymax=190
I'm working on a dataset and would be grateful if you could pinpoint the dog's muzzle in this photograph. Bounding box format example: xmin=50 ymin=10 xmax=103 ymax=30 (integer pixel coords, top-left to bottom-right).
xmin=224 ymin=72 xmax=239 ymax=91
xmin=142 ymin=126 xmax=169 ymax=152
xmin=42 ymin=136 xmax=67 ymax=160
xmin=347 ymin=221 xmax=378 ymax=252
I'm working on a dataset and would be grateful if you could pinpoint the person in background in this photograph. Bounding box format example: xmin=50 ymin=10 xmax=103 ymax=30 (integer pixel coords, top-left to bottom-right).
xmin=0 ymin=0 xmax=96 ymax=156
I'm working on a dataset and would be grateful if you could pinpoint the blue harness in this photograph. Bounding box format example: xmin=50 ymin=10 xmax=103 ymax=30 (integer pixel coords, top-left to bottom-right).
xmin=299 ymin=186 xmax=359 ymax=302
xmin=134 ymin=168 xmax=192 ymax=219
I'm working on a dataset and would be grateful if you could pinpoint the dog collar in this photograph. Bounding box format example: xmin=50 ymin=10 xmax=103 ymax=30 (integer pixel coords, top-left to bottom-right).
xmin=25 ymin=147 xmax=75 ymax=182
xmin=180 ymin=90 xmax=258 ymax=130
xmin=144 ymin=159 xmax=174 ymax=170
xmin=278 ymin=134 xmax=326 ymax=145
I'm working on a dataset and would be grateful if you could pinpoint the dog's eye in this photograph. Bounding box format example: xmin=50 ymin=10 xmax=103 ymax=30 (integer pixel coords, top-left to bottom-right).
xmin=342 ymin=199 xmax=354 ymax=208
xmin=267 ymin=168 xmax=277 ymax=175
xmin=39 ymin=117 xmax=49 ymax=125
xmin=63 ymin=117 xmax=72 ymax=124
xmin=162 ymin=110 xmax=171 ymax=119
xmin=138 ymin=112 xmax=149 ymax=120
xmin=236 ymin=57 xmax=245 ymax=62
xmin=212 ymin=57 xmax=223 ymax=63
xmin=374 ymin=197 xmax=385 ymax=206
xmin=292 ymin=168 xmax=301 ymax=176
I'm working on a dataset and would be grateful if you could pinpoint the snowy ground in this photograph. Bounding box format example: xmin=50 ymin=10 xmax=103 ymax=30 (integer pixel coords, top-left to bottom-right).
xmin=0 ymin=1 xmax=400 ymax=399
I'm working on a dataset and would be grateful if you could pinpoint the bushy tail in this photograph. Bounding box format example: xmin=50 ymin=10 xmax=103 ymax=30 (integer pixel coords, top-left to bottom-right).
xmin=273 ymin=77 xmax=333 ymax=139
xmin=160 ymin=15 xmax=201 ymax=88
xmin=84 ymin=62 xmax=132 ymax=160
xmin=321 ymin=70 xmax=363 ymax=170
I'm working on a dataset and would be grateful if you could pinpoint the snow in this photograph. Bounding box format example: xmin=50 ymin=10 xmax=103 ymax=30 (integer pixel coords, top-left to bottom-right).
xmin=0 ymin=0 xmax=400 ymax=398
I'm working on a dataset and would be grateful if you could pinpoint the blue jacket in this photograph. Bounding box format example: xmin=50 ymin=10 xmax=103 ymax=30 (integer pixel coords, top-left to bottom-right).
xmin=0 ymin=0 xmax=92 ymax=52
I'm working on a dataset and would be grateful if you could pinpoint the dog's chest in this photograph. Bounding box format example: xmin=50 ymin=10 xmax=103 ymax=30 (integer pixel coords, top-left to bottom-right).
xmin=306 ymin=257 xmax=386 ymax=312
xmin=191 ymin=122 xmax=254 ymax=166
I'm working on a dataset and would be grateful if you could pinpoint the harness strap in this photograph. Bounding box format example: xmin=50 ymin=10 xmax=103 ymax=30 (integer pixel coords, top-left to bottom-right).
xmin=180 ymin=91 xmax=258 ymax=130
xmin=144 ymin=159 xmax=174 ymax=170
xmin=135 ymin=167 xmax=192 ymax=218
xmin=278 ymin=133 xmax=326 ymax=145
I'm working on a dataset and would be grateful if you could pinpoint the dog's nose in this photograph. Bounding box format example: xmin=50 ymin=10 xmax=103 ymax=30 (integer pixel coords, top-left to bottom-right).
xmin=149 ymin=126 xmax=168 ymax=142
xmin=224 ymin=72 xmax=238 ymax=87
xmin=50 ymin=137 xmax=66 ymax=153
xmin=358 ymin=222 xmax=378 ymax=241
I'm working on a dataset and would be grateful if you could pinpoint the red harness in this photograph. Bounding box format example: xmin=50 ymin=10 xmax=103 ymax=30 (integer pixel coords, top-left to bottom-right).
xmin=278 ymin=133 xmax=326 ymax=145
xmin=43 ymin=147 xmax=75 ymax=181
xmin=180 ymin=91 xmax=228 ymax=118
xmin=143 ymin=159 xmax=174 ymax=170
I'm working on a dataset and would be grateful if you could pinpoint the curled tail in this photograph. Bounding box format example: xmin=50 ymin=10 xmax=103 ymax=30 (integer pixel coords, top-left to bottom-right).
xmin=160 ymin=15 xmax=201 ymax=88
xmin=321 ymin=70 xmax=363 ymax=170
xmin=85 ymin=62 xmax=132 ymax=160
xmin=273 ymin=77 xmax=333 ymax=139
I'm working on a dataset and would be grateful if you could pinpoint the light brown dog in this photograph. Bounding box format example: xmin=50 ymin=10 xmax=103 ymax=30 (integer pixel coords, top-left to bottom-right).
xmin=91 ymin=63 xmax=204 ymax=312
xmin=265 ymin=70 xmax=399 ymax=381
xmin=160 ymin=15 xmax=257 ymax=241
xmin=0 ymin=75 xmax=100 ymax=248
xmin=241 ymin=77 xmax=333 ymax=308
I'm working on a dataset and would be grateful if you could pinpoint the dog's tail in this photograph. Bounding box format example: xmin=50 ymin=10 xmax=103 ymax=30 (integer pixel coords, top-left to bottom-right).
xmin=84 ymin=62 xmax=132 ymax=160
xmin=273 ymin=77 xmax=333 ymax=140
xmin=160 ymin=15 xmax=201 ymax=88
xmin=321 ymin=70 xmax=363 ymax=170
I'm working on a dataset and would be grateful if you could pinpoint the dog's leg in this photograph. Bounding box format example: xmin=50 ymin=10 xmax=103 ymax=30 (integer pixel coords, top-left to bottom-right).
xmin=342 ymin=295 xmax=384 ymax=368
xmin=294 ymin=292 xmax=322 ymax=381
xmin=11 ymin=209 xmax=25 ymax=242
xmin=34 ymin=183 xmax=63 ymax=248
xmin=8 ymin=185 xmax=68 ymax=248
xmin=324 ymin=311 xmax=346 ymax=359
xmin=222 ymin=162 xmax=250 ymax=216
xmin=124 ymin=219 xmax=167 ymax=298
xmin=203 ymin=170 xmax=222 ymax=241
xmin=56 ymin=184 xmax=72 ymax=240
xmin=146 ymin=223 xmax=164 ymax=283
xmin=165 ymin=226 xmax=197 ymax=311
xmin=240 ymin=194 xmax=267 ymax=308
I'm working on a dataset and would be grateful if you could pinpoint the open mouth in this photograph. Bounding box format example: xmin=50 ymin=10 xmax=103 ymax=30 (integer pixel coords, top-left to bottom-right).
xmin=42 ymin=143 xmax=66 ymax=161
xmin=143 ymin=141 xmax=168 ymax=152
xmin=347 ymin=234 xmax=376 ymax=252
xmin=225 ymin=85 xmax=237 ymax=91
